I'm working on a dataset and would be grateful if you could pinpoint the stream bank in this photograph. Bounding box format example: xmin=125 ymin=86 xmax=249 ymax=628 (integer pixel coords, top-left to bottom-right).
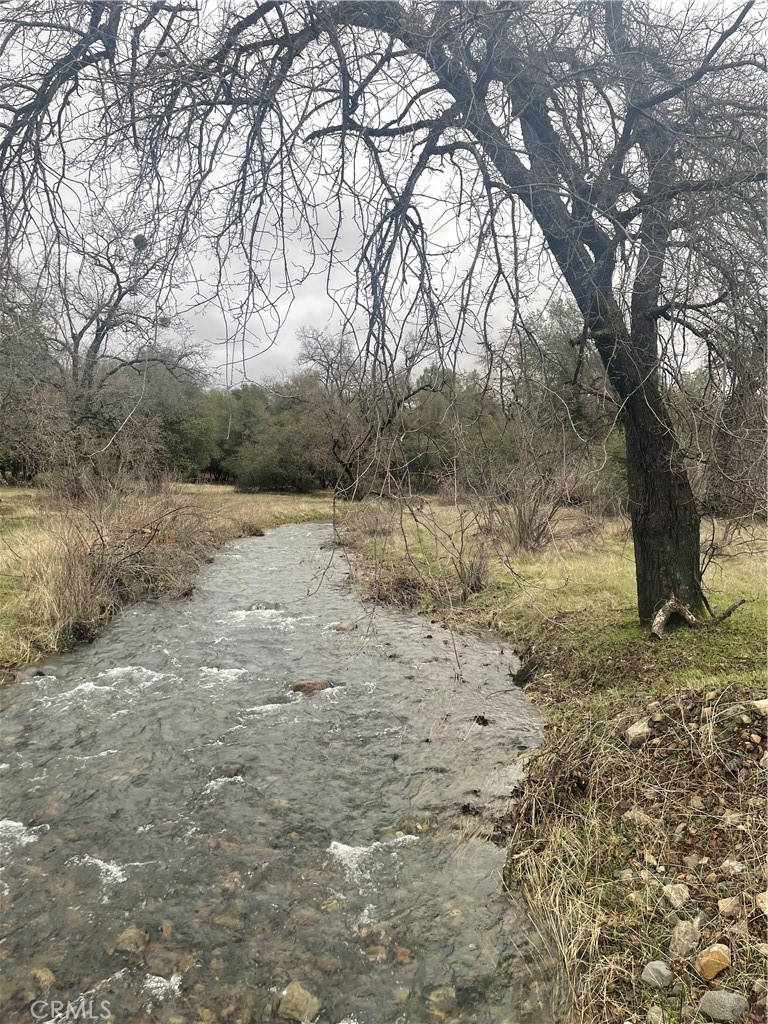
xmin=338 ymin=508 xmax=767 ymax=1024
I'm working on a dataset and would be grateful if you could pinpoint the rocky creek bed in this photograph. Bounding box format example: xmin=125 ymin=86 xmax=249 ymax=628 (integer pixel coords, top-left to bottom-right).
xmin=0 ymin=523 xmax=560 ymax=1024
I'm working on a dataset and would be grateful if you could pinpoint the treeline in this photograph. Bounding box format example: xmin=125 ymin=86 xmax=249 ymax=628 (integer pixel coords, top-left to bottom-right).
xmin=1 ymin=294 xmax=763 ymax=529
xmin=0 ymin=298 xmax=620 ymax=505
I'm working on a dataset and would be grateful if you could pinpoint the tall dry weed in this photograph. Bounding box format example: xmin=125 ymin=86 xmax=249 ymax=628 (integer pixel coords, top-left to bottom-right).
xmin=15 ymin=479 xmax=219 ymax=651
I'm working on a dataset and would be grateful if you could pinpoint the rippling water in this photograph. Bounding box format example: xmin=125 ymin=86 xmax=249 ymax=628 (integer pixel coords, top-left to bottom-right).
xmin=0 ymin=523 xmax=558 ymax=1023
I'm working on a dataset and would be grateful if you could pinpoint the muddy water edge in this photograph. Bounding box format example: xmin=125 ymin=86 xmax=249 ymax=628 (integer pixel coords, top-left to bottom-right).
xmin=0 ymin=523 xmax=560 ymax=1024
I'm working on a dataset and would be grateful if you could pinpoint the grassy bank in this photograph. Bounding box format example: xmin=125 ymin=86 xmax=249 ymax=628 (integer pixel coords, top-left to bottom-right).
xmin=338 ymin=499 xmax=767 ymax=1024
xmin=0 ymin=484 xmax=332 ymax=669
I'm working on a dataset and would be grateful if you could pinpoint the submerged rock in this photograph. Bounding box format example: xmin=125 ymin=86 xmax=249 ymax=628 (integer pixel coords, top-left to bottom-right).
xmin=111 ymin=927 xmax=149 ymax=956
xmin=291 ymin=680 xmax=334 ymax=695
xmin=276 ymin=981 xmax=320 ymax=1022
xmin=30 ymin=968 xmax=55 ymax=990
xmin=145 ymin=947 xmax=196 ymax=978
xmin=426 ymin=985 xmax=457 ymax=1013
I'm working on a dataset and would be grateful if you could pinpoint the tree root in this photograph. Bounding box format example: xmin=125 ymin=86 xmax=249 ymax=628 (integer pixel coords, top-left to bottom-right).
xmin=650 ymin=595 xmax=746 ymax=639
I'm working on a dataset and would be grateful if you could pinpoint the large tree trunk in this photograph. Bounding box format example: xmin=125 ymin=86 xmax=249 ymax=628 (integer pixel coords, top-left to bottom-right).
xmin=587 ymin=307 xmax=703 ymax=625
xmin=625 ymin=410 xmax=702 ymax=624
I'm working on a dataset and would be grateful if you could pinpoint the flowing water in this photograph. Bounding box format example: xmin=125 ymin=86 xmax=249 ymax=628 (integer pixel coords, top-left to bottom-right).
xmin=0 ymin=523 xmax=558 ymax=1024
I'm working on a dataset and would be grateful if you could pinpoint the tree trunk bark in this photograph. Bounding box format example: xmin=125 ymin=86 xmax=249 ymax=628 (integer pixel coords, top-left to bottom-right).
xmin=624 ymin=399 xmax=702 ymax=624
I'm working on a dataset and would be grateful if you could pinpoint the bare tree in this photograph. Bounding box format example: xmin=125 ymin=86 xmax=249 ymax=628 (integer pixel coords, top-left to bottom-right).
xmin=298 ymin=327 xmax=438 ymax=495
xmin=0 ymin=0 xmax=764 ymax=620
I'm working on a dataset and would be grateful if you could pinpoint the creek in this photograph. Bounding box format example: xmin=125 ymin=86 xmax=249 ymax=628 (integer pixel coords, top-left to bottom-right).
xmin=0 ymin=523 xmax=557 ymax=1023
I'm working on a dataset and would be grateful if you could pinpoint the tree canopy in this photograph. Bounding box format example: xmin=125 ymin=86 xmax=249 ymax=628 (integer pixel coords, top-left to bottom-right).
xmin=0 ymin=0 xmax=765 ymax=620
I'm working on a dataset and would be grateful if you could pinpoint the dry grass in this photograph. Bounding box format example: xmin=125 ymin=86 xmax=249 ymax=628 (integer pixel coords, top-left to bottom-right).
xmin=181 ymin=484 xmax=333 ymax=534
xmin=0 ymin=484 xmax=333 ymax=667
xmin=504 ymin=682 xmax=767 ymax=1024
xmin=339 ymin=496 xmax=768 ymax=1024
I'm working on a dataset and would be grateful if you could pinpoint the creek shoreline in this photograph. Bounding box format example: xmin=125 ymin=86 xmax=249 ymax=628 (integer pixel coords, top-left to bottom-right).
xmin=338 ymin=529 xmax=767 ymax=1024
xmin=0 ymin=487 xmax=334 ymax=678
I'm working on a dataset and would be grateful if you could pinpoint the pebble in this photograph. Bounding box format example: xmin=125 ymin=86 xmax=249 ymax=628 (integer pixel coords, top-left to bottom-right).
xmin=277 ymin=981 xmax=321 ymax=1022
xmin=694 ymin=943 xmax=731 ymax=980
xmin=663 ymin=883 xmax=690 ymax=910
xmin=623 ymin=806 xmax=654 ymax=828
xmin=641 ymin=961 xmax=675 ymax=989
xmin=726 ymin=920 xmax=750 ymax=939
xmin=752 ymin=699 xmax=768 ymax=716
xmin=647 ymin=1006 xmax=664 ymax=1024
xmin=719 ymin=858 xmax=746 ymax=876
xmin=669 ymin=919 xmax=699 ymax=958
xmin=718 ymin=896 xmax=741 ymax=918
xmin=756 ymin=892 xmax=768 ymax=915
xmin=626 ymin=719 xmax=653 ymax=747
xmin=697 ymin=990 xmax=749 ymax=1022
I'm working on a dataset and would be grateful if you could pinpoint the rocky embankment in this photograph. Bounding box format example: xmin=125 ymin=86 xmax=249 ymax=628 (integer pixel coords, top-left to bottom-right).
xmin=506 ymin=682 xmax=767 ymax=1024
